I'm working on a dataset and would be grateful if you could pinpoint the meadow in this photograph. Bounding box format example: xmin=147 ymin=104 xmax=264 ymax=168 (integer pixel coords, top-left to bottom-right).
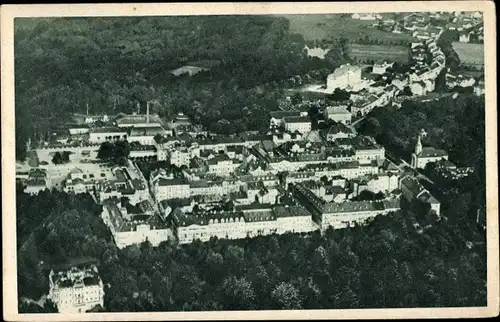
xmin=280 ymin=14 xmax=414 ymax=44
xmin=451 ymin=42 xmax=484 ymax=69
xmin=347 ymin=44 xmax=410 ymax=64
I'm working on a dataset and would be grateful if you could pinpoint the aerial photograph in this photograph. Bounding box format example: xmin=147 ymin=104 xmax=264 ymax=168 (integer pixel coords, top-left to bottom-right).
xmin=14 ymin=11 xmax=487 ymax=313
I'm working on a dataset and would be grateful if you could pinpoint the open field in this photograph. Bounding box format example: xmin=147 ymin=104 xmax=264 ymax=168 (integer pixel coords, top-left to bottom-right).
xmin=452 ymin=42 xmax=484 ymax=69
xmin=348 ymin=44 xmax=410 ymax=63
xmin=279 ymin=14 xmax=414 ymax=43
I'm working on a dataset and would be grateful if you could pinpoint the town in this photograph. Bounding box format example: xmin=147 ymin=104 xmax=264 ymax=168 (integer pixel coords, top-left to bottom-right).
xmin=14 ymin=10 xmax=486 ymax=314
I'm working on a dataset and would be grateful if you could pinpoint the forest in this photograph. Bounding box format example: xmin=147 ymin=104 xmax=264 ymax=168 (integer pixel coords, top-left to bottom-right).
xmin=14 ymin=16 xmax=345 ymax=161
xmin=17 ymin=183 xmax=486 ymax=312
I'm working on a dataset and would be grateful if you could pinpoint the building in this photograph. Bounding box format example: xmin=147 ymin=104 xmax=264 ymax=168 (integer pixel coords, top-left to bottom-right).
xmin=326 ymin=122 xmax=356 ymax=142
xmin=62 ymin=168 xmax=97 ymax=195
xmin=320 ymin=199 xmax=401 ymax=230
xmin=150 ymin=169 xmax=191 ymax=202
xmin=372 ymin=61 xmax=394 ymax=75
xmin=282 ymin=116 xmax=312 ymax=134
xmin=326 ymin=64 xmax=363 ymax=91
xmin=89 ymin=127 xmax=128 ymax=144
xmin=129 ymin=144 xmax=157 ymax=160
xmin=274 ymin=205 xmax=317 ymax=234
xmin=169 ymin=148 xmax=192 ymax=167
xmin=207 ymin=154 xmax=241 ymax=176
xmin=323 ymin=105 xmax=352 ymax=124
xmin=101 ymin=198 xmax=170 ymax=248
xmin=246 ymin=182 xmax=281 ymax=204
xmin=299 ymin=160 xmax=380 ymax=180
xmin=115 ymin=109 xmax=163 ymax=129
xmin=189 ymin=179 xmax=244 ymax=197
xmin=459 ymin=31 xmax=471 ymax=43
xmin=410 ymin=134 xmax=449 ymax=169
xmin=24 ymin=168 xmax=49 ymax=195
xmin=269 ymin=111 xmax=309 ymax=129
xmin=48 ymin=264 xmax=104 ymax=313
xmin=84 ymin=114 xmax=109 ymax=124
xmin=351 ymin=173 xmax=399 ymax=196
xmin=171 ymin=203 xmax=318 ymax=245
xmin=292 ymin=182 xmax=400 ymax=231
xmin=400 ymin=176 xmax=441 ymax=216
xmin=97 ymin=161 xmax=150 ymax=205
xmin=128 ymin=126 xmax=166 ymax=145
xmin=171 ymin=209 xmax=247 ymax=244
xmin=351 ymin=13 xmax=382 ymax=20
xmin=352 ymin=137 xmax=386 ymax=164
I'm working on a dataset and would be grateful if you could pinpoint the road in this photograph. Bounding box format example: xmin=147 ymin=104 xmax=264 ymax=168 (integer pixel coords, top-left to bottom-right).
xmin=385 ymin=151 xmax=434 ymax=184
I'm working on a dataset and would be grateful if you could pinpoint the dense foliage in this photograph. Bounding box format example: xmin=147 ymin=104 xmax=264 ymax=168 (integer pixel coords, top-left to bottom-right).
xmin=15 ymin=16 xmax=345 ymax=161
xmin=97 ymin=141 xmax=131 ymax=166
xmin=16 ymin=189 xmax=112 ymax=302
xmin=436 ymin=29 xmax=461 ymax=70
xmin=17 ymin=188 xmax=486 ymax=312
xmin=358 ymin=94 xmax=486 ymax=222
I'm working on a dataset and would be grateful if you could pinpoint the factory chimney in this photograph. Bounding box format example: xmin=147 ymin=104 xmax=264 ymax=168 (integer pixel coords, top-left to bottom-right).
xmin=146 ymin=101 xmax=150 ymax=123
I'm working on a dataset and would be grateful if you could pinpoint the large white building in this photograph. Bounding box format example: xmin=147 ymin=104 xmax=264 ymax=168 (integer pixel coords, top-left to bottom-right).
xmin=48 ymin=264 xmax=104 ymax=313
xmin=150 ymin=169 xmax=191 ymax=202
xmin=326 ymin=64 xmax=363 ymax=91
xmin=269 ymin=111 xmax=309 ymax=129
xmin=101 ymin=198 xmax=171 ymax=248
xmin=88 ymin=127 xmax=128 ymax=144
xmin=282 ymin=116 xmax=312 ymax=135
xmin=351 ymin=173 xmax=400 ymax=196
xmin=207 ymin=154 xmax=241 ymax=176
xmin=372 ymin=61 xmax=394 ymax=75
xmin=292 ymin=183 xmax=401 ymax=231
xmin=128 ymin=126 xmax=166 ymax=145
xmin=62 ymin=168 xmax=97 ymax=195
xmin=320 ymin=199 xmax=401 ymax=230
xmin=323 ymin=105 xmax=352 ymax=124
xmin=24 ymin=168 xmax=49 ymax=195
xmin=97 ymin=161 xmax=150 ymax=205
xmin=171 ymin=204 xmax=317 ymax=244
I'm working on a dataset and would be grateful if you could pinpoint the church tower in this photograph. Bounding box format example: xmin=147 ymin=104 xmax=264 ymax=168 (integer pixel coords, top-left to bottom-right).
xmin=414 ymin=133 xmax=423 ymax=156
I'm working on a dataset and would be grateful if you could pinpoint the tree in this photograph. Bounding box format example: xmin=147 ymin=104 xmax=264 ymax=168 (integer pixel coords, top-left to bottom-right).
xmin=270 ymin=282 xmax=303 ymax=309
xmin=97 ymin=142 xmax=115 ymax=160
xmin=61 ymin=151 xmax=71 ymax=163
xmin=291 ymin=92 xmax=302 ymax=105
xmin=220 ymin=276 xmax=256 ymax=310
xmin=51 ymin=152 xmax=63 ymax=165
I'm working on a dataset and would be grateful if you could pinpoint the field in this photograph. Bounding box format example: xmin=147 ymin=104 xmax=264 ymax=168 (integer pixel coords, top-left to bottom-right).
xmin=452 ymin=42 xmax=484 ymax=69
xmin=348 ymin=44 xmax=410 ymax=64
xmin=279 ymin=14 xmax=414 ymax=43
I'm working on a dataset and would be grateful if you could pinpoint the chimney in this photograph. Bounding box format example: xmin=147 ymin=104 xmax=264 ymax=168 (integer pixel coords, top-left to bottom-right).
xmin=146 ymin=101 xmax=150 ymax=123
xmin=86 ymin=103 xmax=89 ymax=116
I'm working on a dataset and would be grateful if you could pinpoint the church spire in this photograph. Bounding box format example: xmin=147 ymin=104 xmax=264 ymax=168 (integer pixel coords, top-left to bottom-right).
xmin=415 ymin=133 xmax=423 ymax=155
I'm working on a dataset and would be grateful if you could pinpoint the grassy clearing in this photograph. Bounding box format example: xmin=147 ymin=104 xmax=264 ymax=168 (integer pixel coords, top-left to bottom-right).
xmin=279 ymin=14 xmax=414 ymax=43
xmin=452 ymin=42 xmax=484 ymax=67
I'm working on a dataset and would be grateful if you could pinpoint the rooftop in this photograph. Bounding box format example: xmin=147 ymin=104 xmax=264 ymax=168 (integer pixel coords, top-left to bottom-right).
xmin=270 ymin=110 xmax=304 ymax=119
xmin=328 ymin=64 xmax=362 ymax=78
xmin=129 ymin=126 xmax=166 ymax=137
xmin=90 ymin=126 xmax=126 ymax=134
xmin=325 ymin=105 xmax=351 ymax=115
xmin=273 ymin=205 xmax=311 ymax=218
xmin=418 ymin=147 xmax=448 ymax=158
xmin=283 ymin=116 xmax=311 ymax=124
